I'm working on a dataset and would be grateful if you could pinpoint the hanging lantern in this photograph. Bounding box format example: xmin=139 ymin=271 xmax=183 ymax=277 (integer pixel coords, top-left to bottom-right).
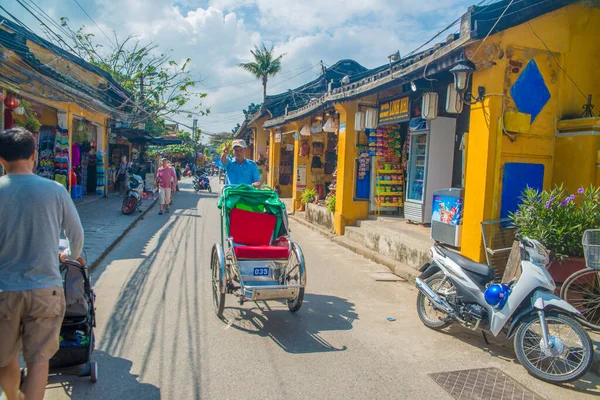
xmin=13 ymin=106 xmax=25 ymax=116
xmin=323 ymin=117 xmax=337 ymax=132
xmin=4 ymin=96 xmax=20 ymax=110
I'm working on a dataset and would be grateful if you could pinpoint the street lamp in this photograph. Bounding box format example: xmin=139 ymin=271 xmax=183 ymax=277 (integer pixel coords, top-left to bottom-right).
xmin=449 ymin=59 xmax=476 ymax=93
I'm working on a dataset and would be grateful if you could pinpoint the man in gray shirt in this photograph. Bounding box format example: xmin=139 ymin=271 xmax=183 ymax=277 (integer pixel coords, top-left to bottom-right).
xmin=0 ymin=127 xmax=84 ymax=400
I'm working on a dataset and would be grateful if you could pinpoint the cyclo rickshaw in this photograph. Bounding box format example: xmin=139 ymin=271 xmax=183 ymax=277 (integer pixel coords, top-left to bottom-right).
xmin=211 ymin=184 xmax=307 ymax=318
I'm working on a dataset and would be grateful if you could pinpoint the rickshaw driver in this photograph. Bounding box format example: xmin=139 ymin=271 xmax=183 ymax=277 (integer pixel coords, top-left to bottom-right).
xmin=219 ymin=139 xmax=261 ymax=188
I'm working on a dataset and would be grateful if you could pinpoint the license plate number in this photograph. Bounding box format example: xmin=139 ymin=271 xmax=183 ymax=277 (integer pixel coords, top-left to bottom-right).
xmin=253 ymin=268 xmax=270 ymax=276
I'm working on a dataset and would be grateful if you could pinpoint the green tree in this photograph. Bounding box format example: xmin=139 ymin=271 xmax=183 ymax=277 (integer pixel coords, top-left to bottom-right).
xmin=57 ymin=18 xmax=209 ymax=133
xmin=243 ymin=102 xmax=261 ymax=118
xmin=238 ymin=43 xmax=284 ymax=101
xmin=209 ymin=132 xmax=234 ymax=148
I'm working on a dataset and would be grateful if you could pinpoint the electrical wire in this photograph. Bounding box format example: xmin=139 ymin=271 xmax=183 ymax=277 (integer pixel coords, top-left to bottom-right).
xmin=71 ymin=0 xmax=116 ymax=47
xmin=527 ymin=21 xmax=588 ymax=102
xmin=470 ymin=0 xmax=516 ymax=59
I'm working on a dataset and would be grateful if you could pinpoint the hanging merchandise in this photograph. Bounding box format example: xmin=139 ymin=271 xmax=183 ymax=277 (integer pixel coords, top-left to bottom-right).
xmin=299 ymin=140 xmax=310 ymax=157
xmin=54 ymin=127 xmax=69 ymax=189
xmin=36 ymin=126 xmax=56 ymax=180
xmin=374 ymin=125 xmax=405 ymax=211
xmin=357 ymin=146 xmax=370 ymax=180
xmin=96 ymin=151 xmax=105 ymax=195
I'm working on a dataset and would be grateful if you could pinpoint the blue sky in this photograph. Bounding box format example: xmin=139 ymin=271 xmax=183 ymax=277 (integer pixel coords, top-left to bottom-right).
xmin=3 ymin=0 xmax=477 ymax=134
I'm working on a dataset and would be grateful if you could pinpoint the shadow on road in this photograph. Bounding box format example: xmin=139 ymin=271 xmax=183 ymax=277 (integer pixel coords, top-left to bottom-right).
xmin=95 ymin=180 xmax=210 ymax=398
xmin=45 ymin=350 xmax=160 ymax=399
xmin=440 ymin=324 xmax=600 ymax=396
xmin=221 ymin=293 xmax=358 ymax=354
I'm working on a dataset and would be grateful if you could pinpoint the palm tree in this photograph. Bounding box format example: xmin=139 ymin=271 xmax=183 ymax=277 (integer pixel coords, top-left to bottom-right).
xmin=238 ymin=43 xmax=284 ymax=102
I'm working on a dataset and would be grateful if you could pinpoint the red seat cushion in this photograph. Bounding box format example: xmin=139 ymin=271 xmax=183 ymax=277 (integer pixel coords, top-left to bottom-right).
xmin=234 ymin=245 xmax=290 ymax=259
xmin=229 ymin=208 xmax=276 ymax=246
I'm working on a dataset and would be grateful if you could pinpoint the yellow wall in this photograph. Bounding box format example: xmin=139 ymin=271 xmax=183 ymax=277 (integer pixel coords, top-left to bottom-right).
xmin=462 ymin=3 xmax=600 ymax=261
xmin=333 ymin=100 xmax=370 ymax=234
xmin=554 ymin=118 xmax=600 ymax=192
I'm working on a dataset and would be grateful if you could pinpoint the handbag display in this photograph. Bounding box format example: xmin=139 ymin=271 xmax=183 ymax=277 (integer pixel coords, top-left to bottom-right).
xmin=299 ymin=141 xmax=310 ymax=157
xmin=325 ymin=151 xmax=336 ymax=163
xmin=324 ymin=162 xmax=335 ymax=175
xmin=312 ymin=141 xmax=325 ymax=156
xmin=311 ymin=155 xmax=323 ymax=169
xmin=326 ymin=134 xmax=337 ymax=152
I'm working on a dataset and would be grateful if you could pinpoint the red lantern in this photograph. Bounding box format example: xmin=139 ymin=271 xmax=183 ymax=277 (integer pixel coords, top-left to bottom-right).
xmin=4 ymin=96 xmax=20 ymax=110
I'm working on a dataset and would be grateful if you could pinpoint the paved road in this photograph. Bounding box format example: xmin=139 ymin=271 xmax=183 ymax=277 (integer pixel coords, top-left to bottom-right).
xmin=45 ymin=179 xmax=599 ymax=399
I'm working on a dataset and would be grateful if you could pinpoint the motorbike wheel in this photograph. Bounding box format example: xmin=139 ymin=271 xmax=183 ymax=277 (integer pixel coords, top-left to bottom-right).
xmin=208 ymin=185 xmax=212 ymax=193
xmin=416 ymin=272 xmax=453 ymax=330
xmin=514 ymin=312 xmax=593 ymax=383
xmin=122 ymin=196 xmax=136 ymax=215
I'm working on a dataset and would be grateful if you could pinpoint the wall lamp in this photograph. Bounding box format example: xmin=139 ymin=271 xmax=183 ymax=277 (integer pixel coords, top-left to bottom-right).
xmin=449 ymin=59 xmax=485 ymax=104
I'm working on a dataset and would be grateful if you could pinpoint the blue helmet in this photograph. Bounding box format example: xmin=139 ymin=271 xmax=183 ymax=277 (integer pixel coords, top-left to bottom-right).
xmin=484 ymin=284 xmax=511 ymax=309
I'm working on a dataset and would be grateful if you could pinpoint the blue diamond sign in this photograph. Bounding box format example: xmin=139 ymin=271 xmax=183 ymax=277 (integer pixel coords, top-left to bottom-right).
xmin=510 ymin=60 xmax=550 ymax=122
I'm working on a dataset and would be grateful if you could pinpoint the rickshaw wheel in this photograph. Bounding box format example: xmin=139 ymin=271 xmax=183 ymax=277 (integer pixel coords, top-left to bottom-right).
xmin=287 ymin=244 xmax=305 ymax=312
xmin=211 ymin=246 xmax=225 ymax=318
xmin=288 ymin=288 xmax=305 ymax=312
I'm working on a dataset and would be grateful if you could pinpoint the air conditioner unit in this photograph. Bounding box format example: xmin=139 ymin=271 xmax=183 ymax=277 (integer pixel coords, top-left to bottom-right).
xmin=422 ymin=92 xmax=438 ymax=120
xmin=446 ymin=84 xmax=463 ymax=114
xmin=365 ymin=108 xmax=378 ymax=129
xmin=354 ymin=111 xmax=365 ymax=131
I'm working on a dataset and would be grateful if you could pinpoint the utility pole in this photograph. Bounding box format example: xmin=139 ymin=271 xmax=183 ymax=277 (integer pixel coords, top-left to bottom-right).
xmin=139 ymin=75 xmax=144 ymax=102
xmin=192 ymin=119 xmax=198 ymax=140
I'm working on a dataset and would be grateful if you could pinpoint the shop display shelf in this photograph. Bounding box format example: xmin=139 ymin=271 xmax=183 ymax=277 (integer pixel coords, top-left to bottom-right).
xmin=378 ymin=170 xmax=403 ymax=174
xmin=377 ymin=180 xmax=403 ymax=185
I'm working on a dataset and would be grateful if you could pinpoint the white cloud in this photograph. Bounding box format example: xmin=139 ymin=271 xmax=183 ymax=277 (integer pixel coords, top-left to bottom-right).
xmin=4 ymin=0 xmax=472 ymax=133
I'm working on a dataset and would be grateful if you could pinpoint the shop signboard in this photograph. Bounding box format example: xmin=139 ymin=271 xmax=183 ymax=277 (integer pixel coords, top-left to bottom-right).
xmin=339 ymin=121 xmax=346 ymax=134
xmin=274 ymin=132 xmax=282 ymax=143
xmin=145 ymin=173 xmax=155 ymax=191
xmin=379 ymin=96 xmax=410 ymax=124
xmin=431 ymin=194 xmax=463 ymax=226
xmin=296 ymin=165 xmax=306 ymax=191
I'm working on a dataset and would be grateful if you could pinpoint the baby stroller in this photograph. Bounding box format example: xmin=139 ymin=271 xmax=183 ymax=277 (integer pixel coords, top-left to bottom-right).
xmin=52 ymin=240 xmax=98 ymax=381
xmin=22 ymin=240 xmax=98 ymax=384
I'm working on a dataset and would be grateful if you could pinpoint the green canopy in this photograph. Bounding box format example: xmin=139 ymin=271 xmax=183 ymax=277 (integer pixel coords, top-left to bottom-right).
xmin=218 ymin=185 xmax=286 ymax=239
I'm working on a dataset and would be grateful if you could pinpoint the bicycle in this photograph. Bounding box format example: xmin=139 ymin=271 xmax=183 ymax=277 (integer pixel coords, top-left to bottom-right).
xmin=560 ymin=229 xmax=600 ymax=330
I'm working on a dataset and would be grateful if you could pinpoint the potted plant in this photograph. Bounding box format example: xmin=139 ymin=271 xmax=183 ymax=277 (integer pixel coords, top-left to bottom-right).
xmin=326 ymin=194 xmax=336 ymax=213
xmin=301 ymin=188 xmax=317 ymax=209
xmin=14 ymin=100 xmax=41 ymax=133
xmin=510 ymin=184 xmax=600 ymax=283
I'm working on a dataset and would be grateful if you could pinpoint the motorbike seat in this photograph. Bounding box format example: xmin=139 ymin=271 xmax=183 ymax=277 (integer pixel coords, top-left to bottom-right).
xmin=436 ymin=245 xmax=496 ymax=286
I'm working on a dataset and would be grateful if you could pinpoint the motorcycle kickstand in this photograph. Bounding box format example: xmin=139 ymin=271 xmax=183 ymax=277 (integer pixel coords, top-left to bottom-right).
xmin=481 ymin=330 xmax=489 ymax=345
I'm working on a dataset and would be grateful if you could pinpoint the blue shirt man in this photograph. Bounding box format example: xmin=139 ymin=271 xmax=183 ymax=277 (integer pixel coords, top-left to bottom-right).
xmin=219 ymin=139 xmax=261 ymax=187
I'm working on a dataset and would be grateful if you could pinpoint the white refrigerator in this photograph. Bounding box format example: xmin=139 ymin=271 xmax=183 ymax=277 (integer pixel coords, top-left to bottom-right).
xmin=404 ymin=117 xmax=456 ymax=224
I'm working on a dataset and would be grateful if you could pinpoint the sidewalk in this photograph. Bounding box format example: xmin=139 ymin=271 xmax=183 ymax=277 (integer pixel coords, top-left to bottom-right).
xmin=76 ymin=194 xmax=156 ymax=270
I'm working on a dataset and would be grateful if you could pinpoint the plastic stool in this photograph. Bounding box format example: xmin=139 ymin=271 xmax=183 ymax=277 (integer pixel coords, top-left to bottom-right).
xmin=71 ymin=185 xmax=83 ymax=200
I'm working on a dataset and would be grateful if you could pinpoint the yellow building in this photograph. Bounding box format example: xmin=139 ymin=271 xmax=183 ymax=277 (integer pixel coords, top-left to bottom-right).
xmin=0 ymin=17 xmax=136 ymax=196
xmin=462 ymin=1 xmax=600 ymax=262
xmin=239 ymin=0 xmax=599 ymax=272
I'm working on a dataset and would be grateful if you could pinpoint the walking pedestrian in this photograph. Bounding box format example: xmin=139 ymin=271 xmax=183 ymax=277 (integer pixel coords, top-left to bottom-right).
xmin=116 ymin=155 xmax=130 ymax=197
xmin=156 ymin=158 xmax=177 ymax=215
xmin=0 ymin=127 xmax=85 ymax=400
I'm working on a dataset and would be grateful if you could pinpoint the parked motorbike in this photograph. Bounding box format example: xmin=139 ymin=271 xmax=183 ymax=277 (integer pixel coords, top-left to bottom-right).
xmin=193 ymin=174 xmax=212 ymax=193
xmin=122 ymin=174 xmax=144 ymax=215
xmin=415 ymin=235 xmax=593 ymax=383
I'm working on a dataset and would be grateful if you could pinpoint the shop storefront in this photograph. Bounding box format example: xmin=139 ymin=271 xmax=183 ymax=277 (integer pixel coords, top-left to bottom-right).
xmin=108 ymin=135 xmax=132 ymax=193
xmin=71 ymin=118 xmax=104 ymax=197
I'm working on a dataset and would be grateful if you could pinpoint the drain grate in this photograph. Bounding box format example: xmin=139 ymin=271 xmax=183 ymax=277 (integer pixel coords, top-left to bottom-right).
xmin=429 ymin=368 xmax=544 ymax=400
